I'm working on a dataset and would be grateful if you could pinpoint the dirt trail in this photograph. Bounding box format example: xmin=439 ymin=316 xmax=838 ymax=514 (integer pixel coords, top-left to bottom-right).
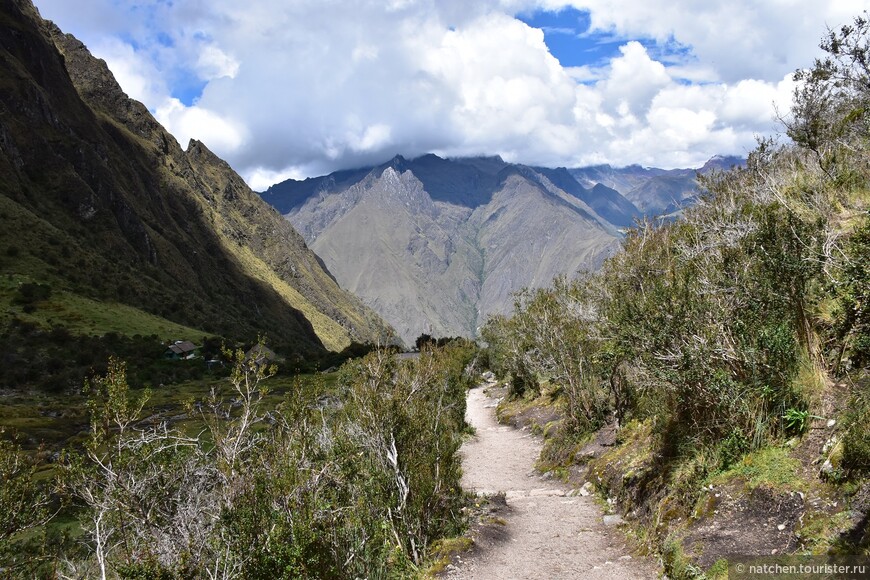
xmin=446 ymin=385 xmax=659 ymax=579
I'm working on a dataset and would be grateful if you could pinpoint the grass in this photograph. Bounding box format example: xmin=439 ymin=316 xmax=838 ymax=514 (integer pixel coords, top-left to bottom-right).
xmin=219 ymin=241 xmax=353 ymax=352
xmin=796 ymin=510 xmax=856 ymax=554
xmin=0 ymin=273 xmax=212 ymax=340
xmin=792 ymin=351 xmax=828 ymax=415
xmin=711 ymin=446 xmax=806 ymax=493
xmin=662 ymin=535 xmax=705 ymax=580
xmin=423 ymin=536 xmax=474 ymax=576
xmin=0 ymin=391 xmax=89 ymax=449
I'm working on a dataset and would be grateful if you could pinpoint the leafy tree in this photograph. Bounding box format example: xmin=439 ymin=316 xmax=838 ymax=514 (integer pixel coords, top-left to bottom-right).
xmin=0 ymin=434 xmax=53 ymax=576
xmin=788 ymin=12 xmax=870 ymax=156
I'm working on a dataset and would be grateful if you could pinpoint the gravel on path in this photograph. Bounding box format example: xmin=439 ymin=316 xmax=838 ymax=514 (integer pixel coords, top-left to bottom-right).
xmin=445 ymin=385 xmax=660 ymax=579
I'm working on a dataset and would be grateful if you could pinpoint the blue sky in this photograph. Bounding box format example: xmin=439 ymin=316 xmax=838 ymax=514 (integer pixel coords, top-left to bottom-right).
xmin=517 ymin=6 xmax=626 ymax=67
xmin=32 ymin=0 xmax=870 ymax=189
xmin=519 ymin=7 xmax=605 ymax=68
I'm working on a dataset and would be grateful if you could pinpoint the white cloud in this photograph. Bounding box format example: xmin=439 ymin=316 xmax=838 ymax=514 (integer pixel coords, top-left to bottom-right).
xmin=155 ymin=98 xmax=246 ymax=153
xmin=31 ymin=0 xmax=870 ymax=187
xmin=602 ymin=41 xmax=669 ymax=117
xmin=247 ymin=166 xmax=309 ymax=192
xmin=419 ymin=12 xmax=578 ymax=151
xmin=91 ymin=37 xmax=167 ymax=106
xmin=196 ymin=45 xmax=240 ymax=80
xmin=530 ymin=0 xmax=870 ymax=83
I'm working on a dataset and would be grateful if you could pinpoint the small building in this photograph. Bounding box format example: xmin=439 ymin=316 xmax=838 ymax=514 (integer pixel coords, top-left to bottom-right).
xmin=245 ymin=344 xmax=276 ymax=366
xmin=164 ymin=340 xmax=199 ymax=360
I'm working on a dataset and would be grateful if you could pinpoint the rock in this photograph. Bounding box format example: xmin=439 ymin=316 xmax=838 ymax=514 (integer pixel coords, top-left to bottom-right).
xmin=777 ymin=523 xmax=786 ymax=531
xmin=827 ymin=418 xmax=836 ymax=428
xmin=603 ymin=515 xmax=624 ymax=526
xmin=579 ymin=482 xmax=594 ymax=497
xmin=575 ymin=449 xmax=597 ymax=462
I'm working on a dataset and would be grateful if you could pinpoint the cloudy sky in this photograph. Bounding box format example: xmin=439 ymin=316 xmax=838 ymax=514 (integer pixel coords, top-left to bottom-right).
xmin=33 ymin=0 xmax=870 ymax=189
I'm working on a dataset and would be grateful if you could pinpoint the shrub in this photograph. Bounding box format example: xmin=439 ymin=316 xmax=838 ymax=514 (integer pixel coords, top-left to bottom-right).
xmin=13 ymin=282 xmax=52 ymax=306
xmin=831 ymin=213 xmax=870 ymax=372
xmin=0 ymin=434 xmax=52 ymax=574
xmin=841 ymin=385 xmax=870 ymax=477
xmin=59 ymin=342 xmax=475 ymax=577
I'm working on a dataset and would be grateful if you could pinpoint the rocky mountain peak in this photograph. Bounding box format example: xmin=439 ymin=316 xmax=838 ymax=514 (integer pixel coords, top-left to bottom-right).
xmin=261 ymin=155 xmax=625 ymax=344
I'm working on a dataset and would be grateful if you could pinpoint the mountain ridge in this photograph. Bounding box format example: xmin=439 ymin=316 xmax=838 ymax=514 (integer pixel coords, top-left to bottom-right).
xmin=262 ymin=155 xmax=633 ymax=344
xmin=0 ymin=0 xmax=392 ymax=358
xmin=260 ymin=153 xmax=742 ymax=345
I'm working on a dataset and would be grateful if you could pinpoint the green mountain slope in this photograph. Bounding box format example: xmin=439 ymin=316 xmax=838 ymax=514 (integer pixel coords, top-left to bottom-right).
xmin=0 ymin=0 xmax=390 ymax=359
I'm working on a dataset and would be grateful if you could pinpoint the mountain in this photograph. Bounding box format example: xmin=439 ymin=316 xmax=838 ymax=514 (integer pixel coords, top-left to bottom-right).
xmin=570 ymin=155 xmax=745 ymax=217
xmin=531 ymin=167 xmax=642 ymax=228
xmin=260 ymin=153 xmax=745 ymax=345
xmin=0 ymin=0 xmax=391 ymax=357
xmin=261 ymin=154 xmax=623 ymax=345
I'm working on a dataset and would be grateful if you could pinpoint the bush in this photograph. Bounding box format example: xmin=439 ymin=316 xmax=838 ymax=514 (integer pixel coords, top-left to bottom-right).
xmin=13 ymin=282 xmax=52 ymax=306
xmin=841 ymin=386 xmax=870 ymax=477
xmin=0 ymin=434 xmax=52 ymax=574
xmin=59 ymin=343 xmax=475 ymax=577
xmin=832 ymin=213 xmax=870 ymax=371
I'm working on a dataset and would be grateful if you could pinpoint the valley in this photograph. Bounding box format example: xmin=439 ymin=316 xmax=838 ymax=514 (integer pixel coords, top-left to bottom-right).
xmin=0 ymin=0 xmax=867 ymax=577
xmin=261 ymin=154 xmax=738 ymax=345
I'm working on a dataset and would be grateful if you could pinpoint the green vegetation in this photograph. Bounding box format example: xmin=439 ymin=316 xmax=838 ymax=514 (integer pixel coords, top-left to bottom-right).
xmin=711 ymin=447 xmax=805 ymax=492
xmin=0 ymin=339 xmax=478 ymax=577
xmin=482 ymin=13 xmax=870 ymax=569
xmin=424 ymin=536 xmax=474 ymax=575
xmin=0 ymin=0 xmax=395 ymax=368
xmin=841 ymin=387 xmax=870 ymax=476
xmin=0 ymin=316 xmax=221 ymax=395
xmin=1 ymin=273 xmax=213 ymax=339
xmin=0 ymin=433 xmax=54 ymax=577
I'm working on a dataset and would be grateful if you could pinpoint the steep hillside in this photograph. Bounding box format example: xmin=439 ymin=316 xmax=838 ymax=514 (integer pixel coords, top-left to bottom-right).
xmin=532 ymin=166 xmax=642 ymax=228
xmin=0 ymin=0 xmax=390 ymax=360
xmin=262 ymin=155 xmax=620 ymax=345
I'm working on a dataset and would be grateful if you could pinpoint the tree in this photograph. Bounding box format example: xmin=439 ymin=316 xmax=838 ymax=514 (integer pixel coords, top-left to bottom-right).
xmin=787 ymin=12 xmax=870 ymax=158
xmin=0 ymin=434 xmax=53 ymax=576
